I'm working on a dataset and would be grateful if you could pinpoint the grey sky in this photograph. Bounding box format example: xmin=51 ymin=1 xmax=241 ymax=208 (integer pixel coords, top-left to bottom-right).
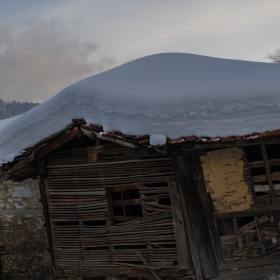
xmin=0 ymin=0 xmax=280 ymax=102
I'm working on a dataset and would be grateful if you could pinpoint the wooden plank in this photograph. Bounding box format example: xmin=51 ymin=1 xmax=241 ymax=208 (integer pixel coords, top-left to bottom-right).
xmin=33 ymin=127 xmax=79 ymax=161
xmin=169 ymin=135 xmax=280 ymax=152
xmin=253 ymin=172 xmax=280 ymax=182
xmin=137 ymin=252 xmax=161 ymax=280
xmin=39 ymin=175 xmax=56 ymax=269
xmin=242 ymin=147 xmax=258 ymax=207
xmin=218 ymin=255 xmax=280 ymax=270
xmin=233 ymin=218 xmax=243 ymax=248
xmin=57 ymin=266 xmax=190 ymax=278
xmin=5 ymin=127 xmax=79 ymax=180
xmin=268 ymin=158 xmax=280 ymax=166
xmin=248 ymin=160 xmax=264 ymax=168
xmin=215 ymin=264 xmax=280 ymax=280
xmin=261 ymin=144 xmax=276 ymax=206
xmin=168 ymin=181 xmax=189 ymax=269
xmin=81 ymin=126 xmax=138 ymax=149
xmin=192 ymin=150 xmax=224 ymax=263
xmin=213 ymin=207 xmax=280 ymax=219
xmin=105 ymin=189 xmax=115 ymax=258
xmin=249 ymin=158 xmax=280 ymax=168
xmin=255 ymin=184 xmax=280 ymax=192
xmin=252 ymin=174 xmax=267 ymax=183
xmin=228 ymin=216 xmax=269 ymax=234
xmin=172 ymin=153 xmax=203 ymax=280
xmin=173 ymin=152 xmax=218 ymax=279
xmin=256 ymin=193 xmax=280 ymax=206
xmin=272 ymin=172 xmax=280 ymax=181
xmin=254 ymin=216 xmax=264 ymax=249
xmin=105 ymin=189 xmax=115 ymax=226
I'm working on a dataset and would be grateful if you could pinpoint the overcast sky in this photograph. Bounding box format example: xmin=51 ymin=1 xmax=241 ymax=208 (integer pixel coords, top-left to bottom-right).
xmin=1 ymin=0 xmax=280 ymax=102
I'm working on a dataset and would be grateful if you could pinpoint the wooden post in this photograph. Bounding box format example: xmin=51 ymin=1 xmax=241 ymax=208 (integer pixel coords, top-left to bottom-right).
xmin=137 ymin=252 xmax=161 ymax=280
xmin=105 ymin=189 xmax=115 ymax=254
xmin=0 ymin=245 xmax=4 ymax=280
xmin=261 ymin=144 xmax=276 ymax=206
xmin=192 ymin=150 xmax=224 ymax=264
xmin=168 ymin=181 xmax=190 ymax=269
xmin=254 ymin=216 xmax=264 ymax=251
xmin=233 ymin=218 xmax=243 ymax=248
xmin=39 ymin=174 xmax=56 ymax=270
xmin=172 ymin=152 xmax=218 ymax=279
xmin=242 ymin=147 xmax=259 ymax=207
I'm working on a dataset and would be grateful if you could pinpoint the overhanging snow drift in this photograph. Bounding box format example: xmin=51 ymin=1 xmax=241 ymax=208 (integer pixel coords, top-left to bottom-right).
xmin=1 ymin=52 xmax=280 ymax=163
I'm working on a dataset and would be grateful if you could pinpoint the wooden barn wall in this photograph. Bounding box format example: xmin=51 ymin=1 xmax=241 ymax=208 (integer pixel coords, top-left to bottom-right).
xmin=202 ymin=144 xmax=280 ymax=266
xmin=43 ymin=144 xmax=189 ymax=278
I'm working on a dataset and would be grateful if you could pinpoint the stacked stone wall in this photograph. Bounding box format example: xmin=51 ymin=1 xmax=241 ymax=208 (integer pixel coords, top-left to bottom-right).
xmin=0 ymin=179 xmax=52 ymax=279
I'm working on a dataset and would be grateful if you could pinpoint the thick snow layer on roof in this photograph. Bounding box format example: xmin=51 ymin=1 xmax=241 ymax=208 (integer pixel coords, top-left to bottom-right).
xmin=0 ymin=115 xmax=20 ymax=130
xmin=1 ymin=52 xmax=280 ymax=163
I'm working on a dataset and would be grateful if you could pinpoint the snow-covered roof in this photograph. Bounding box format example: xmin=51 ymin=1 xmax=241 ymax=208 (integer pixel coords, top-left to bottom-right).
xmin=1 ymin=52 xmax=280 ymax=163
xmin=0 ymin=115 xmax=21 ymax=131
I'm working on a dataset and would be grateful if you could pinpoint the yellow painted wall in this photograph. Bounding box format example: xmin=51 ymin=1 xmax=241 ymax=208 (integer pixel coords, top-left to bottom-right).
xmin=200 ymin=147 xmax=253 ymax=212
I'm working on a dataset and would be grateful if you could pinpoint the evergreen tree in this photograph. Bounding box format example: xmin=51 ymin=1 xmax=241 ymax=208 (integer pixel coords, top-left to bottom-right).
xmin=0 ymin=98 xmax=39 ymax=120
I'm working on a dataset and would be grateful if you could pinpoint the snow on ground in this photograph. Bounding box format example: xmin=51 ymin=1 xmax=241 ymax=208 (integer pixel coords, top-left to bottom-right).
xmin=1 ymin=52 xmax=280 ymax=163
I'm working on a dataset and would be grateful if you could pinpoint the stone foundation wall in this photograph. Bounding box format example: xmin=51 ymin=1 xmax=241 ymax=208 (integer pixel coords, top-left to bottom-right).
xmin=0 ymin=179 xmax=52 ymax=279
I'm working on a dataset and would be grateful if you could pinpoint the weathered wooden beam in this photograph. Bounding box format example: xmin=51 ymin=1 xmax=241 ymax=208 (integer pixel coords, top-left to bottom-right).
xmin=261 ymin=144 xmax=276 ymax=206
xmin=137 ymin=252 xmax=161 ymax=280
xmin=172 ymin=153 xmax=203 ymax=280
xmin=5 ymin=127 xmax=79 ymax=180
xmin=59 ymin=266 xmax=192 ymax=278
xmin=255 ymin=184 xmax=280 ymax=192
xmin=252 ymin=173 xmax=280 ymax=182
xmin=218 ymin=255 xmax=280 ymax=270
xmin=168 ymin=135 xmax=280 ymax=152
xmin=248 ymin=158 xmax=280 ymax=168
xmin=228 ymin=216 xmax=268 ymax=235
xmin=232 ymin=218 xmax=243 ymax=248
xmin=192 ymin=150 xmax=224 ymax=264
xmin=242 ymin=147 xmax=259 ymax=207
xmin=32 ymin=127 xmax=79 ymax=161
xmin=168 ymin=181 xmax=190 ymax=270
xmin=81 ymin=126 xmax=138 ymax=149
xmin=213 ymin=207 xmax=280 ymax=219
xmin=39 ymin=174 xmax=56 ymax=269
xmin=3 ymin=162 xmax=31 ymax=181
xmin=215 ymin=264 xmax=280 ymax=280
xmin=254 ymin=216 xmax=264 ymax=250
xmin=173 ymin=152 xmax=218 ymax=279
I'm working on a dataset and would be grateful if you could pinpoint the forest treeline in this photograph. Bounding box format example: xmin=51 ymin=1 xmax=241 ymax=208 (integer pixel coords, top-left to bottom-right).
xmin=0 ymin=98 xmax=39 ymax=120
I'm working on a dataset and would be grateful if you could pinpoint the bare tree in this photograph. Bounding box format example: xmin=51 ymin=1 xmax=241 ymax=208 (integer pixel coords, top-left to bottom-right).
xmin=266 ymin=48 xmax=280 ymax=63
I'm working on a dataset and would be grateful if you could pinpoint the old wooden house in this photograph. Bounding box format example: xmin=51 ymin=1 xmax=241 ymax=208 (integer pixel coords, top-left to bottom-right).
xmin=2 ymin=53 xmax=280 ymax=279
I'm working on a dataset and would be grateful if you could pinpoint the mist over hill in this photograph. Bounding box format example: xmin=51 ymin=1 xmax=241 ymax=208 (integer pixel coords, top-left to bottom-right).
xmin=0 ymin=99 xmax=39 ymax=120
